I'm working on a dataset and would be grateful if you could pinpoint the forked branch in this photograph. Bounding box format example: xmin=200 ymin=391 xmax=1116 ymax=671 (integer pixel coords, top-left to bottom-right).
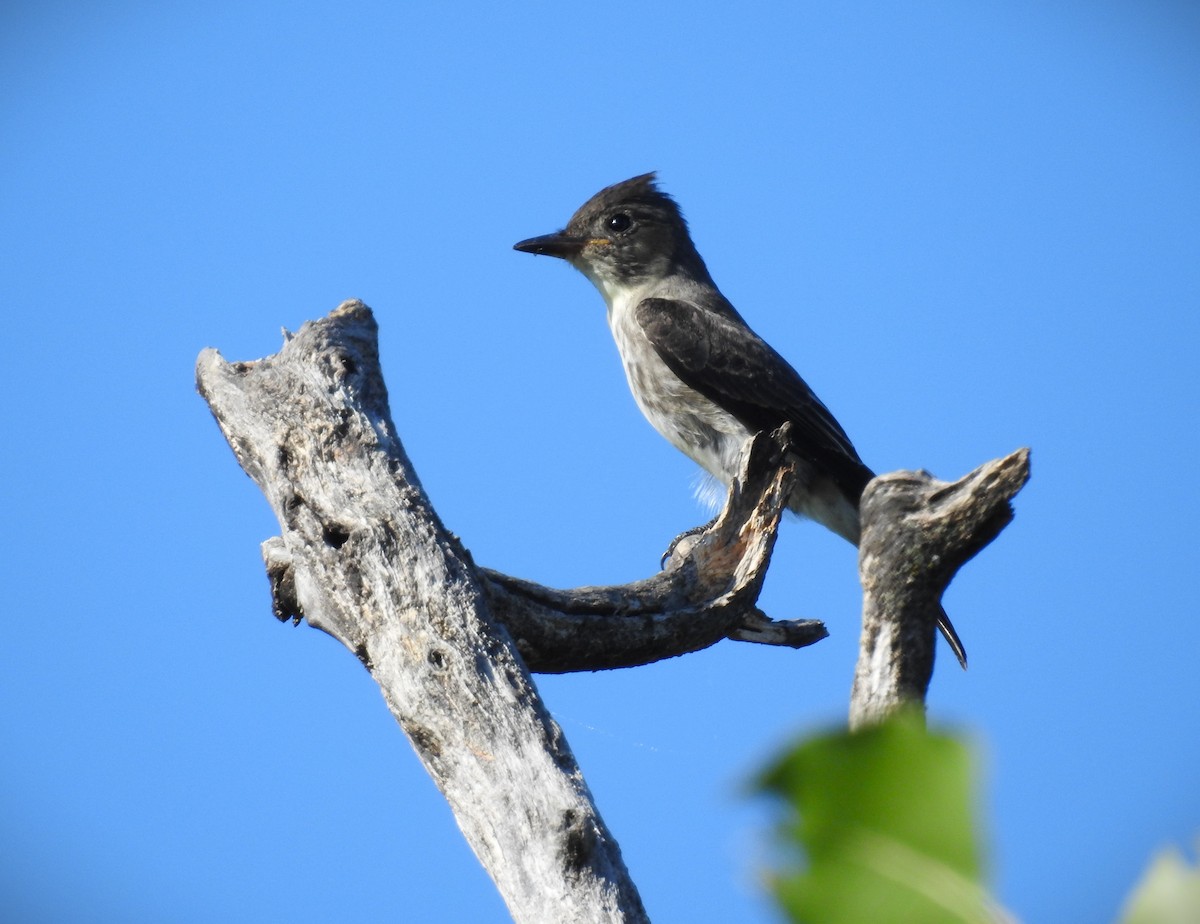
xmin=195 ymin=300 xmax=818 ymax=923
xmin=196 ymin=299 xmax=1027 ymax=920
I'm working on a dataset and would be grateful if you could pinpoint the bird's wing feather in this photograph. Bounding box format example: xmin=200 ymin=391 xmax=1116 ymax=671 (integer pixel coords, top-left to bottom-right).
xmin=636 ymin=296 xmax=874 ymax=500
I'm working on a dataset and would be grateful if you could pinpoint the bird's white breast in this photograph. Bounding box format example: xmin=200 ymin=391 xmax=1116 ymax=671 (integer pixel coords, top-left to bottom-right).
xmin=604 ymin=286 xmax=751 ymax=487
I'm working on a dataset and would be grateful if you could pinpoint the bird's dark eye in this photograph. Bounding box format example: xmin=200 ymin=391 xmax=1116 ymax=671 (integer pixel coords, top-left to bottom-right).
xmin=606 ymin=213 xmax=632 ymax=234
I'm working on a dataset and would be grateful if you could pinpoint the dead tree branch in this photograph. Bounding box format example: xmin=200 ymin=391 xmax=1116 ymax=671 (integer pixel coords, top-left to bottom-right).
xmin=195 ymin=300 xmax=817 ymax=923
xmin=196 ymin=298 xmax=1027 ymax=917
xmin=849 ymin=450 xmax=1031 ymax=729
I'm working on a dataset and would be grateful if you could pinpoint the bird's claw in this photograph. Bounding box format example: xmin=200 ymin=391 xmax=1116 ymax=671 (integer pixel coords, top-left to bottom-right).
xmin=659 ymin=518 xmax=718 ymax=570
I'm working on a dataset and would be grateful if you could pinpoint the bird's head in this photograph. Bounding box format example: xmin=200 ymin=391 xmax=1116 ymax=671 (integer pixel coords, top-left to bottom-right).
xmin=514 ymin=173 xmax=709 ymax=300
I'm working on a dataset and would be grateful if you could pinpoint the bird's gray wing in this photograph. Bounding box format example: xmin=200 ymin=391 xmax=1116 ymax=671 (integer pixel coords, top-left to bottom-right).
xmin=636 ymin=296 xmax=874 ymax=501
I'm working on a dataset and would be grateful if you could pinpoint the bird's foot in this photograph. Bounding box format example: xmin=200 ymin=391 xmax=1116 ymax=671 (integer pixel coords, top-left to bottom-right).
xmin=660 ymin=516 xmax=719 ymax=570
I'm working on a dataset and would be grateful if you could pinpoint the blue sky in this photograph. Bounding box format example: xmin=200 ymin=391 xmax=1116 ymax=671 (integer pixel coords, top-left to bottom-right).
xmin=2 ymin=3 xmax=1197 ymax=922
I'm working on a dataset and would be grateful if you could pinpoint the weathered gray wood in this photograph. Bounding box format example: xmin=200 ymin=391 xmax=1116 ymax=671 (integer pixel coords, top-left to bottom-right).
xmin=196 ymin=296 xmax=1027 ymax=919
xmin=195 ymin=299 xmax=823 ymax=923
xmin=196 ymin=301 xmax=649 ymax=924
xmin=477 ymin=422 xmax=827 ymax=671
xmin=257 ymin=377 xmax=828 ymax=673
xmin=483 ymin=565 xmax=826 ymax=672
xmin=850 ymin=449 xmax=1031 ymax=729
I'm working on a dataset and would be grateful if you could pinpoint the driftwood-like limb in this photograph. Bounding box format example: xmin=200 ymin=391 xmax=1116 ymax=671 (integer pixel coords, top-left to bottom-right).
xmin=196 ymin=300 xmax=820 ymax=922
xmin=198 ymin=297 xmax=1027 ymax=917
xmin=486 ymin=568 xmax=827 ymax=671
xmin=245 ymin=347 xmax=822 ymax=671
xmin=481 ymin=423 xmax=826 ymax=672
xmin=196 ymin=301 xmax=648 ymax=924
xmin=850 ymin=449 xmax=1031 ymax=729
xmin=257 ymin=411 xmax=824 ymax=671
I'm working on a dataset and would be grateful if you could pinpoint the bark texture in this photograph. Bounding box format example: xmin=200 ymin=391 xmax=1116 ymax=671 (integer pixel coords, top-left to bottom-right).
xmin=196 ymin=300 xmax=820 ymax=923
xmin=197 ymin=302 xmax=647 ymax=923
xmin=197 ymin=299 xmax=1028 ymax=918
xmin=849 ymin=450 xmax=1031 ymax=729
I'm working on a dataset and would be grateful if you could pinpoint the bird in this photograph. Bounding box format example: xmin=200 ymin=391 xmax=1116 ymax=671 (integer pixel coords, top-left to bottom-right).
xmin=513 ymin=172 xmax=966 ymax=668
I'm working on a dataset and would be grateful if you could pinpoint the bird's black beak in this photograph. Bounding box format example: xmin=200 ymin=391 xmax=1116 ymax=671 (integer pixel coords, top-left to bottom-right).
xmin=513 ymin=231 xmax=588 ymax=259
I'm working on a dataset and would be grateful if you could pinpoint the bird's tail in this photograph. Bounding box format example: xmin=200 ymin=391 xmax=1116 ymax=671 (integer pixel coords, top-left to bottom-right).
xmin=937 ymin=605 xmax=968 ymax=670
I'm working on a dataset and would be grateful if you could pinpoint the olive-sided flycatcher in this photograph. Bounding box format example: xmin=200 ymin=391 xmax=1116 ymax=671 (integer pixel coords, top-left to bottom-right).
xmin=514 ymin=173 xmax=966 ymax=667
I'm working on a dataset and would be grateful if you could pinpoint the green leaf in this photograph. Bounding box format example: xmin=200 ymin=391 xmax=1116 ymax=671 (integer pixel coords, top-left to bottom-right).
xmin=758 ymin=709 xmax=995 ymax=924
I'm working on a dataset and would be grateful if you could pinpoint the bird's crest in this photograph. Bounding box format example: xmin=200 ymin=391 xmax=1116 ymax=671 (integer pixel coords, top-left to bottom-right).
xmin=570 ymin=172 xmax=687 ymax=229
